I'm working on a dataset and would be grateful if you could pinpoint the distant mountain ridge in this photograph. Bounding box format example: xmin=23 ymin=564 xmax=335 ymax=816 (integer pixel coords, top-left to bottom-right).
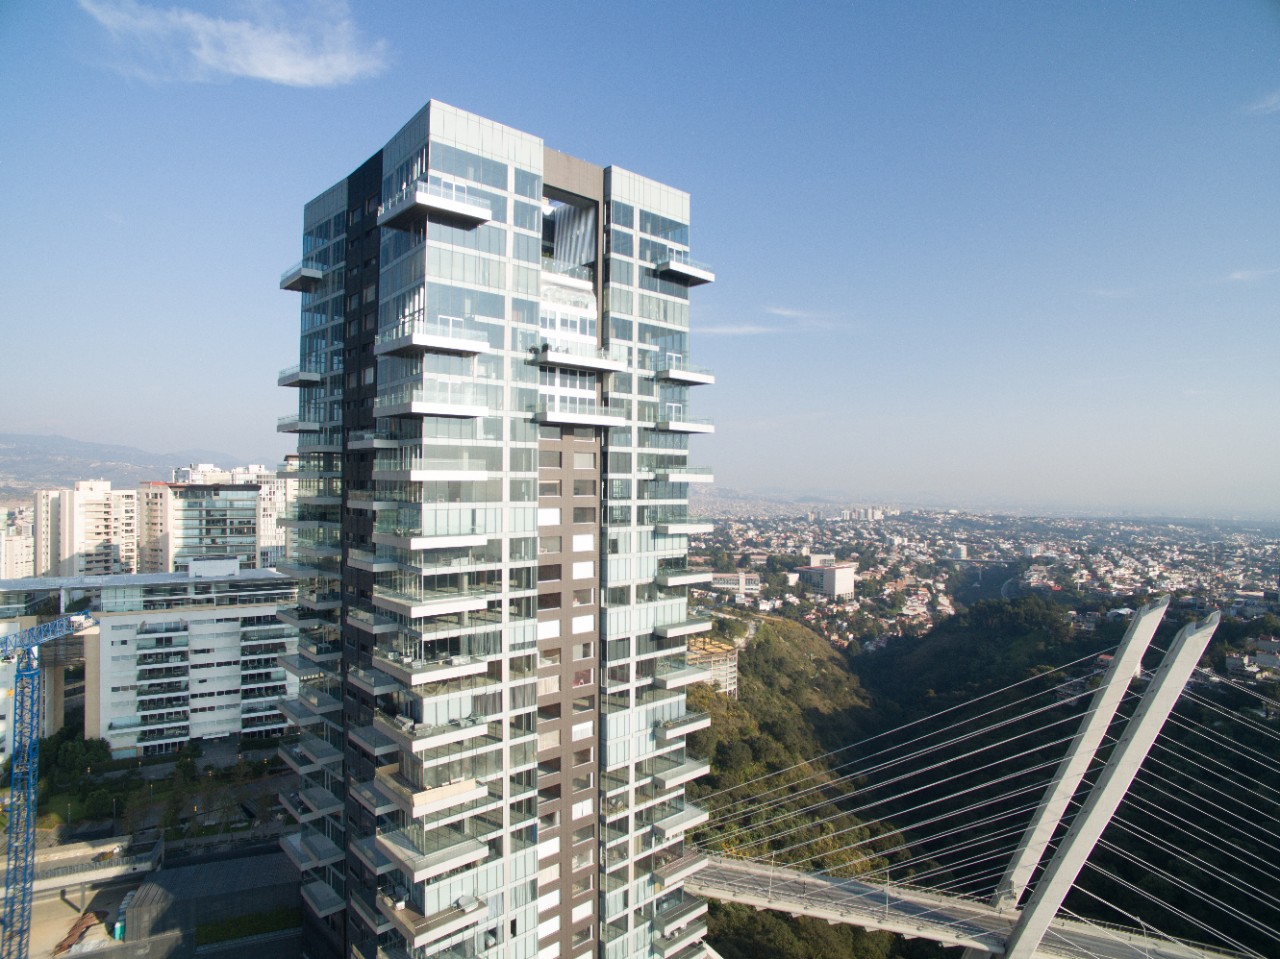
xmin=0 ymin=433 xmax=243 ymax=503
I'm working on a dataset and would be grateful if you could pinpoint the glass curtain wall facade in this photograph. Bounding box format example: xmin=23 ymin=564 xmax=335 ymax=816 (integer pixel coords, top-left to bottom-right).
xmin=277 ymin=102 xmax=715 ymax=959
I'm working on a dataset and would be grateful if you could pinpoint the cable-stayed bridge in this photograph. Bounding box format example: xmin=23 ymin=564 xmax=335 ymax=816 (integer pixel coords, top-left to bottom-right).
xmin=670 ymin=600 xmax=1280 ymax=959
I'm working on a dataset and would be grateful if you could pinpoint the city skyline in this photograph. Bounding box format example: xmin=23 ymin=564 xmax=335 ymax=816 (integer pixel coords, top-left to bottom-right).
xmin=3 ymin=1 xmax=1278 ymax=519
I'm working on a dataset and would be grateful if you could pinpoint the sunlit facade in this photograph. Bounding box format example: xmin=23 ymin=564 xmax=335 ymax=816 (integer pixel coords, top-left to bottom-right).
xmin=277 ymin=101 xmax=716 ymax=959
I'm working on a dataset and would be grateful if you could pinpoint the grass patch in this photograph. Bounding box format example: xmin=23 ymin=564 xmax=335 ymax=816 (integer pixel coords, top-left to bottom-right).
xmin=194 ymin=907 xmax=301 ymax=946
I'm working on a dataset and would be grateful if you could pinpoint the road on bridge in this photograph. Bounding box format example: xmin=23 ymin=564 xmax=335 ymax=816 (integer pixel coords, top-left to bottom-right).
xmin=687 ymin=856 xmax=1244 ymax=959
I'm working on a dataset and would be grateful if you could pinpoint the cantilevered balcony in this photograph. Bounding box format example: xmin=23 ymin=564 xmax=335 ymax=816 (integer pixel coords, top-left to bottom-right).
xmin=378 ymin=176 xmax=491 ymax=229
xmin=347 ymin=608 xmax=402 ymax=636
xmin=656 ymin=564 xmax=714 ymax=587
xmin=654 ymin=355 xmax=715 ymax=386
xmin=281 ymin=831 xmax=344 ymax=872
xmin=653 ymin=850 xmax=706 ymax=886
xmin=534 ymin=340 xmax=630 ymax=374
xmin=351 ymin=780 xmax=399 ymax=819
xmin=376 ymin=767 xmax=489 ymax=818
xmin=280 ymin=259 xmax=324 ymax=292
xmin=655 ymin=711 xmax=712 ymax=742
xmin=347 ymin=430 xmax=402 ymax=450
xmin=278 ymin=359 xmax=324 ymax=387
xmin=654 ymin=660 xmax=713 ymax=689
xmin=350 ymin=723 xmax=400 ymax=761
xmin=376 ymin=825 xmax=488 ymax=883
xmin=351 ymin=834 xmax=396 ymax=875
xmin=655 ymin=411 xmax=715 ymax=434
xmin=654 ymin=617 xmax=714 ymax=641
xmin=376 ymin=892 xmax=487 ymax=950
xmin=301 ymin=879 xmax=345 ymax=920
xmin=655 ymin=519 xmax=715 ymax=536
xmin=347 ymin=548 xmax=400 ymax=574
xmin=372 ymin=507 xmax=497 ymax=551
xmin=277 ymin=413 xmax=321 ymax=433
xmin=373 ymin=583 xmax=495 ymax=620
xmin=655 ymin=896 xmax=709 ymax=938
xmin=373 ymin=649 xmax=489 ymax=688
xmin=374 ymin=383 xmax=491 ymax=419
xmin=653 ymin=756 xmax=711 ymax=791
xmin=373 ymin=710 xmax=492 ymax=755
xmin=348 ymin=666 xmax=400 ymax=697
xmin=372 ymin=451 xmax=497 ymax=483
xmin=375 ymin=314 xmax=493 ymax=358
xmin=649 ymin=466 xmax=715 ymax=485
xmin=651 ymin=250 xmax=715 ymax=286
xmin=533 ymin=395 xmax=628 ymax=428
xmin=652 ymin=919 xmax=708 ymax=958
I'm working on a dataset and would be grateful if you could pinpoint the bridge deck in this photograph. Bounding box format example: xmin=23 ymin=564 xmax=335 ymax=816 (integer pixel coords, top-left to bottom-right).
xmin=686 ymin=857 xmax=1245 ymax=959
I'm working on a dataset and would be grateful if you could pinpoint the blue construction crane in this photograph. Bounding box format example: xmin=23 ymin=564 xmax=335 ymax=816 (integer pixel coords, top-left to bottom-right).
xmin=1 ymin=614 xmax=98 ymax=959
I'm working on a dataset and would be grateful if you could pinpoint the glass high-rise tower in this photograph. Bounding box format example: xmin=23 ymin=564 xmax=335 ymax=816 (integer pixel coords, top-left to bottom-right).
xmin=276 ymin=101 xmax=716 ymax=959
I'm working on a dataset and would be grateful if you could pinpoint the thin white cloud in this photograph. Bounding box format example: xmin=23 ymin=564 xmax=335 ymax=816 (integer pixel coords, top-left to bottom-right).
xmin=764 ymin=306 xmax=826 ymax=319
xmin=1242 ymin=90 xmax=1280 ymax=116
xmin=1088 ymin=287 xmax=1135 ymax=299
xmin=1226 ymin=267 xmax=1280 ymax=282
xmin=78 ymin=0 xmax=388 ymax=87
xmin=698 ymin=324 xmax=779 ymax=336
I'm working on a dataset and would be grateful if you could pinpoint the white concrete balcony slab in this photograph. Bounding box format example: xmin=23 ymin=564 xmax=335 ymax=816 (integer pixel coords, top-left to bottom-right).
xmin=373 ymin=651 xmax=489 ymax=688
xmin=653 ymin=804 xmax=709 ymax=840
xmin=654 ymin=757 xmax=711 ymax=790
xmin=350 ymin=834 xmax=396 ymax=876
xmin=349 ymin=723 xmax=400 ymax=760
xmin=278 ymin=607 xmax=323 ymax=630
xmin=373 ymin=585 xmax=494 ymax=620
xmin=347 ymin=430 xmax=403 ymax=450
xmin=281 ymin=831 xmax=344 ymax=872
xmin=375 ymin=384 xmax=490 ymax=420
xmin=654 ymin=617 xmax=714 ymax=640
xmin=375 ymin=315 xmax=493 ymax=357
xmin=280 ymin=260 xmax=324 ymax=292
xmin=378 ymin=177 xmax=491 ymax=229
xmin=298 ymin=733 xmax=344 ymax=768
xmin=535 ymin=340 xmax=630 ymax=374
xmin=277 ymin=414 xmax=321 ymax=433
xmin=656 ymin=567 xmax=714 ymax=587
xmin=372 ymin=530 xmax=491 ymax=551
xmin=374 ymin=711 xmax=491 ymax=755
xmin=377 ymin=893 xmax=486 ymax=950
xmin=349 ymin=892 xmax=393 ymax=936
xmin=348 ymin=666 xmax=399 ymax=697
xmin=653 ymin=852 xmax=707 ymax=887
xmin=278 ymin=362 xmax=324 ymax=387
xmin=347 ymin=609 xmax=402 ymax=636
xmin=372 ymin=467 xmax=493 ymax=484
xmin=652 ymin=253 xmax=715 ymax=286
xmin=656 ymin=415 xmax=715 ymax=434
xmin=652 ymin=918 xmax=708 ymax=958
xmin=654 ymin=663 xmax=713 ymax=689
xmin=351 ymin=780 xmax=400 ymax=818
xmin=296 ymin=685 xmax=342 ymax=715
xmin=651 ymin=467 xmax=715 ymax=484
xmin=347 ymin=548 xmax=400 ymax=574
xmin=655 ymin=711 xmax=712 ymax=742
xmin=376 ymin=768 xmax=488 ymax=818
xmin=301 ymin=878 xmax=346 ymax=919
xmin=655 ymin=359 xmax=715 ymax=386
xmin=655 ymin=897 xmax=708 ymax=937
xmin=278 ymin=698 xmax=325 ymax=727
xmin=533 ymin=396 xmax=628 ymax=428
xmin=656 ymin=521 xmax=715 ymax=536
xmin=376 ymin=825 xmax=487 ymax=883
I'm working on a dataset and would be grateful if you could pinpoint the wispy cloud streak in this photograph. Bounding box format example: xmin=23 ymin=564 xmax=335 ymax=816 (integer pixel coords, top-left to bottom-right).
xmin=1242 ymin=90 xmax=1280 ymax=115
xmin=699 ymin=324 xmax=779 ymax=336
xmin=78 ymin=0 xmax=388 ymax=87
xmin=1226 ymin=267 xmax=1279 ymax=282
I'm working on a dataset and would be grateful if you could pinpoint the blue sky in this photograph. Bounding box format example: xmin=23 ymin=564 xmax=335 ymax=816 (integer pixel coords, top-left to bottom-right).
xmin=2 ymin=1 xmax=1277 ymax=518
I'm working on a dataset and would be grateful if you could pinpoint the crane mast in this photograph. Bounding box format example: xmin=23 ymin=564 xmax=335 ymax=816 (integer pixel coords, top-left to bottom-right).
xmin=1 ymin=614 xmax=97 ymax=959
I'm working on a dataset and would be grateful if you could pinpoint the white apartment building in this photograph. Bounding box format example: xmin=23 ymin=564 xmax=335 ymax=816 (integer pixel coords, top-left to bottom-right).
xmin=0 ymin=530 xmax=34 ymax=578
xmin=797 ymin=563 xmax=858 ymax=600
xmin=76 ymin=562 xmax=300 ymax=757
xmin=34 ymin=481 xmax=138 ymax=576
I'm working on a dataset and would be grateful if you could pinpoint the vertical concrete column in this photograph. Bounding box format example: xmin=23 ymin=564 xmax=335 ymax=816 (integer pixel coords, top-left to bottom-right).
xmin=40 ymin=663 xmax=66 ymax=737
xmin=1002 ymin=611 xmax=1220 ymax=959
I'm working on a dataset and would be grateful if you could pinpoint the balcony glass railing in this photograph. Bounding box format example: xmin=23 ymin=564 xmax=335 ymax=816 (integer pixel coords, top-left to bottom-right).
xmin=373 ymin=449 xmax=501 ymax=474
xmin=539 ymin=339 xmax=628 ymax=365
xmin=376 ymin=313 xmax=491 ymax=349
xmin=379 ymin=176 xmax=491 ymax=219
xmin=374 ymin=506 xmax=502 ymax=540
xmin=375 ymin=382 xmax=495 ymax=412
xmin=652 ymin=249 xmax=713 ymax=273
xmin=280 ymin=259 xmax=324 ymax=285
xmin=534 ymin=395 xmax=629 ymax=420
